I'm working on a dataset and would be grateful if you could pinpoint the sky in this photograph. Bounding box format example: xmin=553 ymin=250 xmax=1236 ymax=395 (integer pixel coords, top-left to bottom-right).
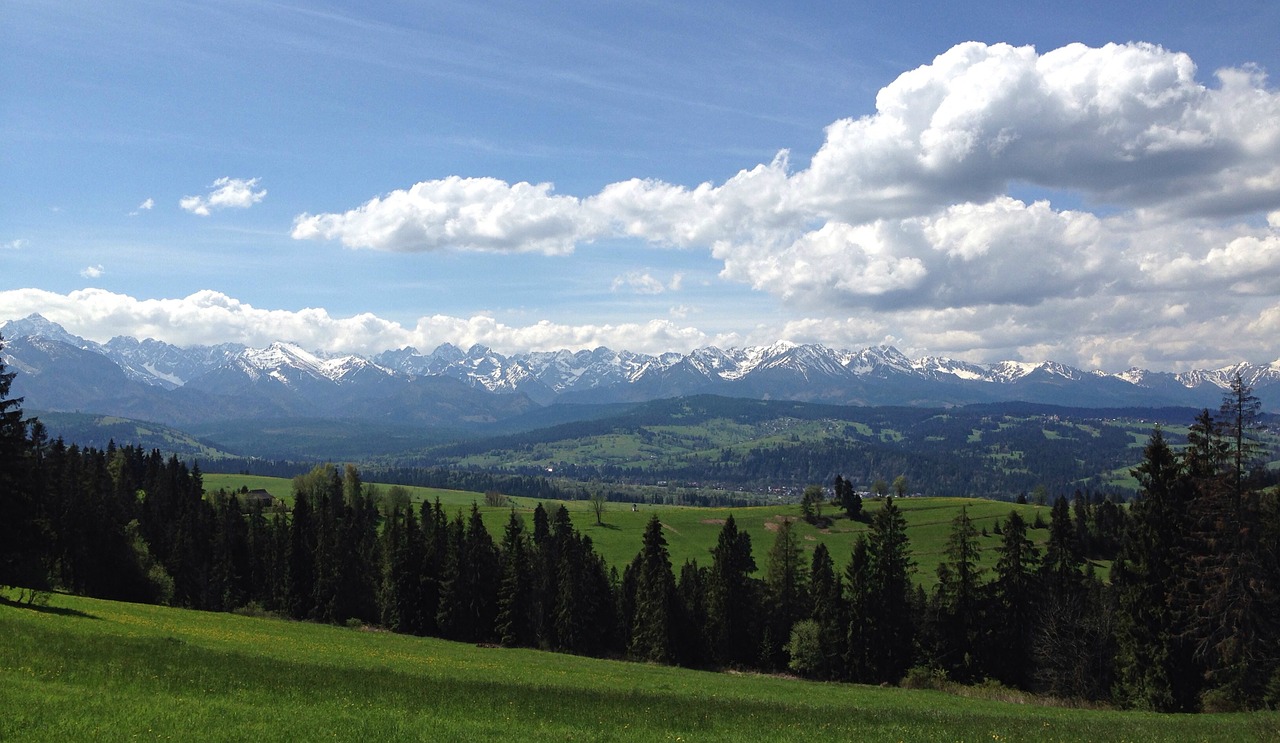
xmin=4 ymin=1 xmax=1280 ymax=372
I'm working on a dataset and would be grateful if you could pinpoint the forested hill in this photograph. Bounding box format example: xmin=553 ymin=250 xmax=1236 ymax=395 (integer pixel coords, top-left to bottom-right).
xmin=399 ymin=396 xmax=1222 ymax=499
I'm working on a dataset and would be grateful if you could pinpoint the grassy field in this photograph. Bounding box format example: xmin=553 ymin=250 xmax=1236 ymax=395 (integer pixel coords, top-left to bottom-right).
xmin=3 ymin=591 xmax=1276 ymax=741
xmin=203 ymin=474 xmax=1081 ymax=586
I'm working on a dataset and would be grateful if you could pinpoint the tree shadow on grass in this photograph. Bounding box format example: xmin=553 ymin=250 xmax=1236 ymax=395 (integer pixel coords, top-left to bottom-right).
xmin=0 ymin=594 xmax=99 ymax=620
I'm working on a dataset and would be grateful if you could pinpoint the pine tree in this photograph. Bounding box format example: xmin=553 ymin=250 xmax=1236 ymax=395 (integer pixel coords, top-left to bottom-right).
xmin=285 ymin=488 xmax=315 ymax=620
xmin=0 ymin=340 xmax=47 ymax=595
xmin=835 ymin=474 xmax=862 ymax=521
xmin=844 ymin=535 xmax=874 ymax=681
xmin=1042 ymin=496 xmax=1084 ymax=598
xmin=762 ymin=518 xmax=809 ymax=669
xmin=495 ymin=510 xmax=535 ymax=647
xmin=706 ymin=514 xmax=758 ymax=668
xmin=1113 ymin=428 xmax=1200 ymax=711
xmin=1181 ymin=381 xmax=1280 ymax=707
xmin=628 ymin=515 xmax=676 ymax=663
xmin=804 ymin=542 xmax=845 ymax=679
xmin=864 ymin=497 xmax=915 ymax=683
xmin=989 ymin=510 xmax=1040 ymax=689
xmin=930 ymin=506 xmax=984 ymax=681
xmin=674 ymin=559 xmax=709 ymax=667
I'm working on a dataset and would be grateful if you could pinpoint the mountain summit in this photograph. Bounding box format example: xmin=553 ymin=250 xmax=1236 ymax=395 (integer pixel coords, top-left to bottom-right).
xmin=3 ymin=315 xmax=1278 ymax=426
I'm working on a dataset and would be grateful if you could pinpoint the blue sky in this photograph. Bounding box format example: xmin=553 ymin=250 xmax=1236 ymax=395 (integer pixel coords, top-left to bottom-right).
xmin=4 ymin=1 xmax=1280 ymax=371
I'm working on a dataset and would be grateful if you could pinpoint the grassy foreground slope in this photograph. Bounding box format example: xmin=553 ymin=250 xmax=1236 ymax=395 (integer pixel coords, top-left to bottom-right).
xmin=3 ymin=594 xmax=1277 ymax=742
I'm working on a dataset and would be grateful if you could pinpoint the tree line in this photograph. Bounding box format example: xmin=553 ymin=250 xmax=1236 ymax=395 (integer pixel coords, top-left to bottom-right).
xmin=1 ymin=341 xmax=1277 ymax=711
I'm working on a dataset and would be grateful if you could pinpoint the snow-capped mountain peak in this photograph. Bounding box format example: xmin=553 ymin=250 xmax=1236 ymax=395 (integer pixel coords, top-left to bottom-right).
xmin=5 ymin=316 xmax=1280 ymax=412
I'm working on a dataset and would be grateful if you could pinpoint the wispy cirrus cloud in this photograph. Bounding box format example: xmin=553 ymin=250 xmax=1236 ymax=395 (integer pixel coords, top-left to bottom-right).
xmin=611 ymin=270 xmax=684 ymax=295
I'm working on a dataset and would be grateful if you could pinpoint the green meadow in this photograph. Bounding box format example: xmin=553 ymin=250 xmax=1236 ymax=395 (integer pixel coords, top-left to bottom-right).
xmin=3 ymin=592 xmax=1276 ymax=742
xmin=203 ymin=473 xmax=1083 ymax=586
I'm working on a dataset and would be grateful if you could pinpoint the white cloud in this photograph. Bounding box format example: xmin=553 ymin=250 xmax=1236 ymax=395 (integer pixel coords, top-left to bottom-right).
xmin=79 ymin=265 xmax=105 ymax=279
xmin=291 ymin=42 xmax=1280 ymax=309
xmin=794 ymin=41 xmax=1280 ymax=221
xmin=2 ymin=287 xmax=1279 ymax=370
xmin=0 ymin=288 xmax=715 ymax=356
xmin=181 ymin=177 xmax=267 ymax=216
xmin=129 ymin=198 xmax=155 ymax=216
xmin=2 ymin=239 xmax=27 ymax=250
xmin=292 ymin=177 xmax=602 ymax=254
xmin=275 ymin=41 xmax=1280 ymax=368
xmin=612 ymin=271 xmax=667 ymax=295
xmin=611 ymin=270 xmax=685 ymax=295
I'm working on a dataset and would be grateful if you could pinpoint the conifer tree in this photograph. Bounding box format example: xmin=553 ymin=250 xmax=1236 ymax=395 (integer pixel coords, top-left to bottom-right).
xmin=0 ymin=339 xmax=49 ymax=595
xmin=989 ymin=510 xmax=1040 ymax=689
xmin=864 ymin=497 xmax=915 ymax=683
xmin=835 ymin=474 xmax=862 ymax=521
xmin=805 ymin=542 xmax=845 ymax=679
xmin=930 ymin=506 xmax=984 ymax=681
xmin=629 ymin=515 xmax=676 ymax=663
xmin=674 ymin=559 xmax=709 ymax=667
xmin=844 ymin=535 xmax=874 ymax=682
xmin=762 ymin=518 xmax=809 ymax=669
xmin=1181 ymin=381 xmax=1280 ymax=707
xmin=706 ymin=514 xmax=758 ymax=668
xmin=496 ymin=510 xmax=535 ymax=647
xmin=1113 ymin=428 xmax=1200 ymax=711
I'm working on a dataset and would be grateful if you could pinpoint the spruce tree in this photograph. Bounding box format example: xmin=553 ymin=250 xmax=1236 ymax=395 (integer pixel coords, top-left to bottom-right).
xmin=865 ymin=497 xmax=915 ymax=683
xmin=495 ymin=510 xmax=535 ymax=647
xmin=1113 ymin=428 xmax=1200 ymax=711
xmin=844 ymin=535 xmax=874 ymax=682
xmin=930 ymin=506 xmax=984 ymax=681
xmin=989 ymin=510 xmax=1040 ymax=689
xmin=706 ymin=514 xmax=758 ymax=668
xmin=0 ymin=340 xmax=47 ymax=594
xmin=628 ymin=515 xmax=676 ymax=663
xmin=762 ymin=518 xmax=809 ymax=669
xmin=805 ymin=542 xmax=845 ymax=679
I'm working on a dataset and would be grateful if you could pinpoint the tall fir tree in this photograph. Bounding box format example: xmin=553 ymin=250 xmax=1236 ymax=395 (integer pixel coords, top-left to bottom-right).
xmin=1112 ymin=428 xmax=1200 ymax=711
xmin=989 ymin=510 xmax=1040 ymax=689
xmin=864 ymin=497 xmax=915 ymax=683
xmin=706 ymin=514 xmax=758 ymax=668
xmin=628 ymin=515 xmax=676 ymax=663
xmin=495 ymin=509 xmax=535 ymax=648
xmin=761 ymin=518 xmax=809 ymax=670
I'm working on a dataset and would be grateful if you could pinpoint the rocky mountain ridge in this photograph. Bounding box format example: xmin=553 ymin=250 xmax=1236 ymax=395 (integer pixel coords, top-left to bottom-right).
xmin=3 ymin=314 xmax=1279 ymax=427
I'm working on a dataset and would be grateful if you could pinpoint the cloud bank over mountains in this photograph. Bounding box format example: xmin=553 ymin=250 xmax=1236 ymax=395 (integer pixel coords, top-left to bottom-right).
xmin=281 ymin=42 xmax=1280 ymax=370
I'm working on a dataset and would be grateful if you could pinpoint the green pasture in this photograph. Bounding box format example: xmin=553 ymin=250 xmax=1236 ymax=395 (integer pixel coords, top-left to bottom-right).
xmin=3 ymin=592 xmax=1276 ymax=742
xmin=203 ymin=474 xmax=1066 ymax=586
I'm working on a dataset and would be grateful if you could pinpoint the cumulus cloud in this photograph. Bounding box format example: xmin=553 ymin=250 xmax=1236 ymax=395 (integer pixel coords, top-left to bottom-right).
xmin=181 ymin=177 xmax=267 ymax=216
xmin=2 ymin=239 xmax=27 ymax=250
xmin=0 ymin=288 xmax=716 ymax=357
xmin=276 ymin=41 xmax=1280 ymax=368
xmin=292 ymin=42 xmax=1280 ymax=299
xmin=292 ymin=177 xmax=601 ymax=254
xmin=129 ymin=198 xmax=155 ymax=216
xmin=3 ymin=287 xmax=1279 ymax=370
xmin=79 ymin=265 xmax=105 ymax=279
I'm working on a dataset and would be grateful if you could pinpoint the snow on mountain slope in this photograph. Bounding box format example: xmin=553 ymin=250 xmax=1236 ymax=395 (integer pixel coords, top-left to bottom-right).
xmin=6 ymin=314 xmax=1280 ymax=411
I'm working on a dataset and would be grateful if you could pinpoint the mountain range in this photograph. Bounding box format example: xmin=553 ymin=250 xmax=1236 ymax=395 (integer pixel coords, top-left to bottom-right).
xmin=3 ymin=314 xmax=1279 ymax=434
